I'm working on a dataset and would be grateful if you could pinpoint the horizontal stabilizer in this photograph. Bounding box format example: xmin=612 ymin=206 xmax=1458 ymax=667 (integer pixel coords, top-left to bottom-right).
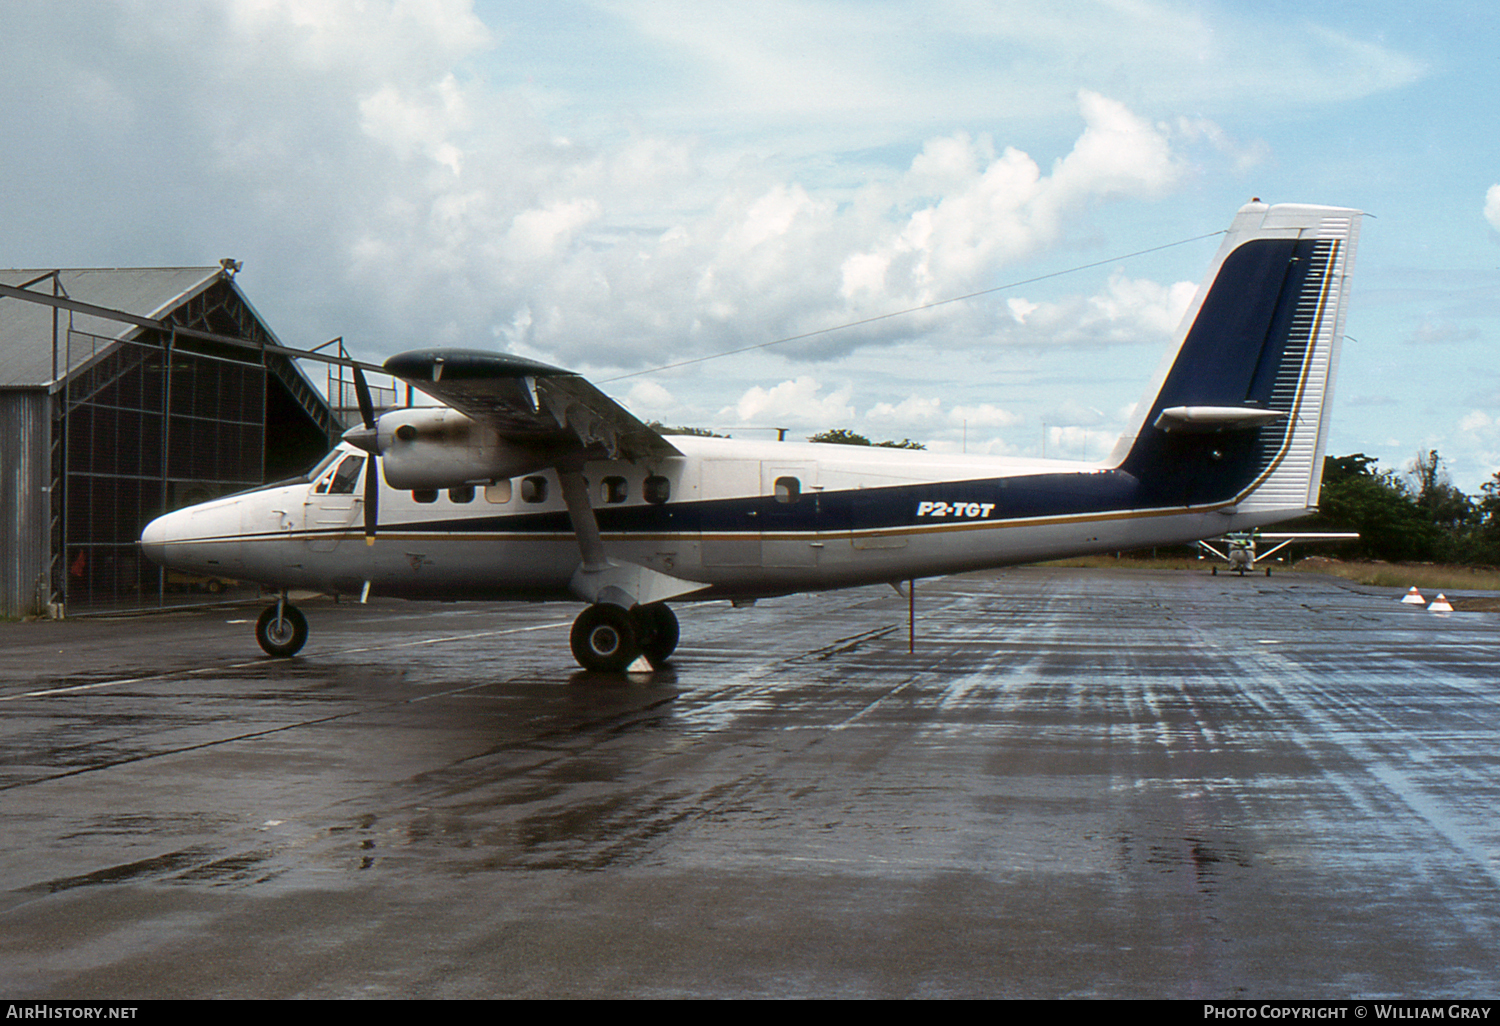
xmin=1152 ymin=406 xmax=1287 ymax=433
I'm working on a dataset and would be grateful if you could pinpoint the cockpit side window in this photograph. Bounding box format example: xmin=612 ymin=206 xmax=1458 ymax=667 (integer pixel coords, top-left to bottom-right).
xmin=327 ymin=455 xmax=366 ymax=495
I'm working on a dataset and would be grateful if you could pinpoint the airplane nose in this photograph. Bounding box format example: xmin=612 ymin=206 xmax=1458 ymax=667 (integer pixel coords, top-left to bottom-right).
xmin=139 ymin=512 xmax=171 ymax=566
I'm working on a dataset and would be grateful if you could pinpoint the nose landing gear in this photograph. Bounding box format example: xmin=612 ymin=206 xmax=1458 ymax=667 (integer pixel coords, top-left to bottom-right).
xmin=256 ymin=599 xmax=308 ymax=657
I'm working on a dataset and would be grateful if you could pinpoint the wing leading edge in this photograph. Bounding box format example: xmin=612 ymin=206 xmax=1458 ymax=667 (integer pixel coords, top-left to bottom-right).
xmin=383 ymin=348 xmax=681 ymax=463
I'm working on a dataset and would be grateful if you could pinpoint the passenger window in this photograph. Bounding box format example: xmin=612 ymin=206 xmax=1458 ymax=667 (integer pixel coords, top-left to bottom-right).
xmin=328 ymin=455 xmax=366 ymax=495
xmin=449 ymin=485 xmax=475 ymax=503
xmin=521 ymin=476 xmax=548 ymax=503
xmin=644 ymin=475 xmax=670 ymax=505
xmin=412 ymin=489 xmax=438 ymax=504
xmin=601 ymin=476 xmax=628 ymax=504
xmin=774 ymin=476 xmax=800 ymax=503
xmin=485 ymin=480 xmax=512 ymax=504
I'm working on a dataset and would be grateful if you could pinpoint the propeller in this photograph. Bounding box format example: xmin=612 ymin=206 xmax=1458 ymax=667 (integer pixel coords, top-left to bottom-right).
xmin=353 ymin=367 xmax=379 ymax=545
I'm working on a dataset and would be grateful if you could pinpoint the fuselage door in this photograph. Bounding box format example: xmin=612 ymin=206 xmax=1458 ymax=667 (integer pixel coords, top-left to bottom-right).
xmin=699 ymin=459 xmax=762 ymax=566
xmin=760 ymin=461 xmax=820 ymax=567
xmin=303 ymin=453 xmax=366 ymax=552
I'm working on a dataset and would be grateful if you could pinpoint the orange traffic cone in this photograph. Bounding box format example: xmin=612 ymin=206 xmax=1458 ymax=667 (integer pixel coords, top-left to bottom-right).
xmin=1401 ymin=586 xmax=1426 ymax=605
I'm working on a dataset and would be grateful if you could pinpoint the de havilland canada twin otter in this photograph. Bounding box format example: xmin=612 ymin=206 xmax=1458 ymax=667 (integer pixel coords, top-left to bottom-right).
xmin=141 ymin=201 xmax=1362 ymax=671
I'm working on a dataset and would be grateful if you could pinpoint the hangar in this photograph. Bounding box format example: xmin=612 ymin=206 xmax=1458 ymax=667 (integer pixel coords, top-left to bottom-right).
xmin=0 ymin=266 xmax=343 ymax=618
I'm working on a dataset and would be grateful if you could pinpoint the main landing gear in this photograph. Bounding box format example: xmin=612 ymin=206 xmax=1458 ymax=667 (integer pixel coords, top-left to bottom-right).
xmin=256 ymin=599 xmax=308 ymax=657
xmin=251 ymin=595 xmax=678 ymax=671
xmin=570 ymin=602 xmax=678 ymax=672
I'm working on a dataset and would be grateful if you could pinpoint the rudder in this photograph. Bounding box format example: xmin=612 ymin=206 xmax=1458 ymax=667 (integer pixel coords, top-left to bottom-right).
xmin=1112 ymin=201 xmax=1362 ymax=517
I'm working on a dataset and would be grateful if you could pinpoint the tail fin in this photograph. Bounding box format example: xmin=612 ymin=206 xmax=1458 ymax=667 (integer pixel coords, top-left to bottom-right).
xmin=1110 ymin=201 xmax=1362 ymax=518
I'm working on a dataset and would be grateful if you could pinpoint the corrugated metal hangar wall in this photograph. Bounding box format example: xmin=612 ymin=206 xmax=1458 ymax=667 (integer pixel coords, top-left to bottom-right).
xmin=0 ymin=268 xmax=338 ymax=618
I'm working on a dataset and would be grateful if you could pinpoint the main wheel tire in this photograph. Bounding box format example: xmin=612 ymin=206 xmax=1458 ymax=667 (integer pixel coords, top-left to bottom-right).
xmin=633 ymin=603 xmax=679 ymax=667
xmin=256 ymin=603 xmax=308 ymax=657
xmin=570 ymin=604 xmax=641 ymax=672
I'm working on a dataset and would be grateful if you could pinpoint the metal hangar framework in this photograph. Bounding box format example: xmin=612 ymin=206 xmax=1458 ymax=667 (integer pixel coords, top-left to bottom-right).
xmin=0 ymin=266 xmax=338 ymax=617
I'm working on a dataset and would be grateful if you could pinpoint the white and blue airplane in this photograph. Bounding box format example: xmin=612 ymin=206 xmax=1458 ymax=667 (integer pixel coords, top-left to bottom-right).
xmin=140 ymin=200 xmax=1362 ymax=670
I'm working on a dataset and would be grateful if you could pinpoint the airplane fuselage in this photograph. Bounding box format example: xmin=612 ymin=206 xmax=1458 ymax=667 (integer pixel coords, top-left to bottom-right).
xmin=142 ymin=434 xmax=1299 ymax=604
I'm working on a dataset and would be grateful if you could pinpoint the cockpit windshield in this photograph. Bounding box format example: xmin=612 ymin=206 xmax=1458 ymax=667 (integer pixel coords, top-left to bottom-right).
xmin=303 ymin=449 xmax=343 ymax=483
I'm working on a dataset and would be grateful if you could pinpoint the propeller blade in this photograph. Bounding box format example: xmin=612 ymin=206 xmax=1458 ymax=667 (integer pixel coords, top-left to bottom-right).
xmin=364 ymin=454 xmax=379 ymax=545
xmin=353 ymin=365 xmax=376 ymax=429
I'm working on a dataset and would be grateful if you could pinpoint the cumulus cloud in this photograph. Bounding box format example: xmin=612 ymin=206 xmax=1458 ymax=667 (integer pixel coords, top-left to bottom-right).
xmin=1486 ymin=184 xmax=1500 ymax=233
xmin=948 ymin=403 xmax=1025 ymax=429
xmin=1442 ymin=410 xmax=1500 ymax=491
xmin=329 ymin=77 xmax=1194 ymax=372
xmin=1046 ymin=424 xmax=1111 ymax=461
xmin=6 ymin=0 xmax=1208 ymax=375
xmin=867 ymin=395 xmax=945 ymax=426
xmin=1407 ymin=319 xmax=1482 ymax=346
xmin=623 ymin=378 xmax=676 ymax=414
xmin=707 ymin=379 xmax=1036 ymax=452
xmin=986 ymin=271 xmax=1198 ymax=349
xmin=720 ymin=377 xmax=856 ymax=429
xmin=838 ymin=94 xmax=1181 ymax=312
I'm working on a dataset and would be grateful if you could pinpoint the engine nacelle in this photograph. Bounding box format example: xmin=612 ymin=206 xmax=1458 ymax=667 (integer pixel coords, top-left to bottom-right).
xmin=374 ymin=407 xmax=556 ymax=490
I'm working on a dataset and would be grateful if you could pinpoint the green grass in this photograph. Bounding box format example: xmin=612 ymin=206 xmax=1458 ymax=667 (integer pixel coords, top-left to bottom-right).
xmin=1039 ymin=553 xmax=1500 ymax=602
xmin=1291 ymin=557 xmax=1500 ymax=592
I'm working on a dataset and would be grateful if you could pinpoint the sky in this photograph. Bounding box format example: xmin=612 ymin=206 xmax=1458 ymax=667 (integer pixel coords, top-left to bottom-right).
xmin=4 ymin=0 xmax=1499 ymax=490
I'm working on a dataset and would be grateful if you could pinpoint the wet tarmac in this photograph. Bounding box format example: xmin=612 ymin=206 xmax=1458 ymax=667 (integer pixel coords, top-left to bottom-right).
xmin=2 ymin=566 xmax=1498 ymax=998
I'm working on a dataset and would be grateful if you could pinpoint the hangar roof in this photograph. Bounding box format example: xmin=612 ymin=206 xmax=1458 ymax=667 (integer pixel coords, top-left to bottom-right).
xmin=0 ymin=267 xmax=228 ymax=387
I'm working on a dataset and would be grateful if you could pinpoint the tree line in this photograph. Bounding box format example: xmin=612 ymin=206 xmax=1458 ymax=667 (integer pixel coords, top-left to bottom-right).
xmin=1302 ymin=451 xmax=1500 ymax=565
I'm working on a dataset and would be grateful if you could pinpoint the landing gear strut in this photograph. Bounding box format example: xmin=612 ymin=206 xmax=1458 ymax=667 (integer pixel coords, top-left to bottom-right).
xmin=569 ymin=602 xmax=679 ymax=672
xmin=256 ymin=599 xmax=308 ymax=657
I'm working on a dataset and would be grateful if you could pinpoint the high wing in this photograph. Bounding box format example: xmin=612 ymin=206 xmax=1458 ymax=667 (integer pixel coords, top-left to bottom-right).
xmin=355 ymin=348 xmax=705 ymax=622
xmin=1198 ymin=530 xmax=1359 ymax=575
xmin=1250 ymin=533 xmax=1361 ymax=542
xmin=381 ymin=348 xmax=680 ymax=463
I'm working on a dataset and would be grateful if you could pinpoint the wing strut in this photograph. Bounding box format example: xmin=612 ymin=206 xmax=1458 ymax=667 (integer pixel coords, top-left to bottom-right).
xmin=555 ymin=467 xmax=707 ymax=609
xmin=558 ymin=470 xmax=610 ymax=574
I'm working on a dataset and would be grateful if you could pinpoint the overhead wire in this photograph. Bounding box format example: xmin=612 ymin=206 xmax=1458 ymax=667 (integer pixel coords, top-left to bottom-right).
xmin=598 ymin=229 xmax=1227 ymax=384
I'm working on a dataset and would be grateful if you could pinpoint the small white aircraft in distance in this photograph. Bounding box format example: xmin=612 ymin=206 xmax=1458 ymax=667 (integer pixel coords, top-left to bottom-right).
xmin=1197 ymin=530 xmax=1360 ymax=576
xmin=141 ymin=200 xmax=1362 ymax=671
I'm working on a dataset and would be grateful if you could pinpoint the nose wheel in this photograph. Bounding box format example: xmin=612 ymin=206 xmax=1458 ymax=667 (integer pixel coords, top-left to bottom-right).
xmin=256 ymin=601 xmax=308 ymax=657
